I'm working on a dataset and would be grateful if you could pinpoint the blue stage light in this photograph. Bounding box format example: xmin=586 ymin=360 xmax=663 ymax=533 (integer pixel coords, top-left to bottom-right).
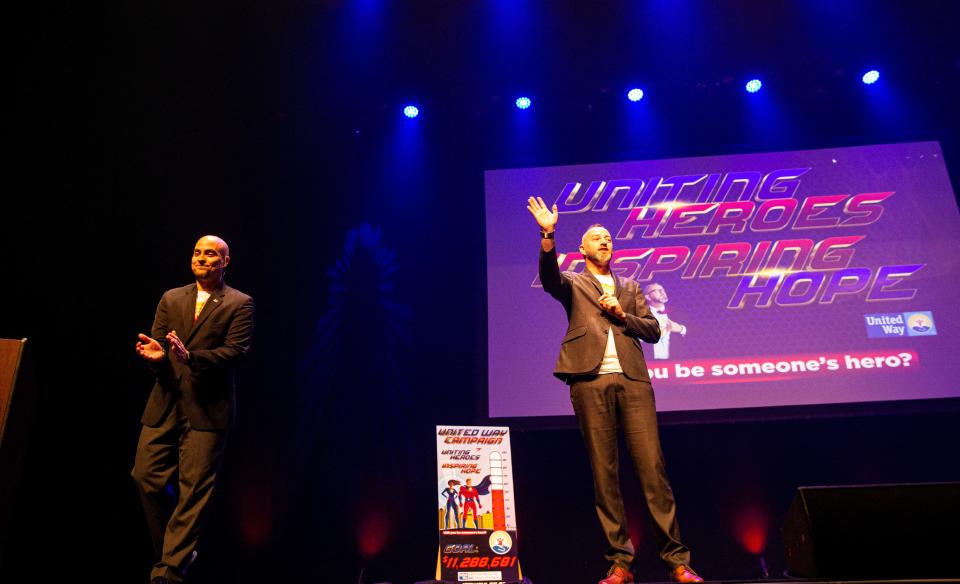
xmin=403 ymin=105 xmax=419 ymax=118
xmin=627 ymin=88 xmax=644 ymax=102
xmin=515 ymin=96 xmax=531 ymax=110
xmin=745 ymin=79 xmax=762 ymax=93
xmin=862 ymin=70 xmax=880 ymax=85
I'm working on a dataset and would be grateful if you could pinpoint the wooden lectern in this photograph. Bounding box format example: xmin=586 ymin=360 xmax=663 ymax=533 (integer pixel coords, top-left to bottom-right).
xmin=1 ymin=338 xmax=33 ymax=567
xmin=0 ymin=338 xmax=29 ymax=445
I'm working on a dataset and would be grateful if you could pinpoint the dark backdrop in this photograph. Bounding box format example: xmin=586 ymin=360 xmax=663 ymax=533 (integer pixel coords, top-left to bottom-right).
xmin=4 ymin=1 xmax=959 ymax=582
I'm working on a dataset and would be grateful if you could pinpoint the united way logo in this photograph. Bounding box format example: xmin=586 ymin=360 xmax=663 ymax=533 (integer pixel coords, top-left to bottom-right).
xmin=865 ymin=311 xmax=936 ymax=338
xmin=489 ymin=530 xmax=512 ymax=555
xmin=904 ymin=311 xmax=937 ymax=336
xmin=864 ymin=313 xmax=906 ymax=338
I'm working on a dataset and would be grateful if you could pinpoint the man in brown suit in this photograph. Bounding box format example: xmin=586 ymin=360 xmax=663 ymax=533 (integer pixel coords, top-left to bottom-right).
xmin=132 ymin=235 xmax=254 ymax=584
xmin=526 ymin=197 xmax=702 ymax=584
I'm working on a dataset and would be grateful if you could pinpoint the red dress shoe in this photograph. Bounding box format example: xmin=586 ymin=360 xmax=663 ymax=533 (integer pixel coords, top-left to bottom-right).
xmin=670 ymin=564 xmax=704 ymax=583
xmin=599 ymin=565 xmax=634 ymax=584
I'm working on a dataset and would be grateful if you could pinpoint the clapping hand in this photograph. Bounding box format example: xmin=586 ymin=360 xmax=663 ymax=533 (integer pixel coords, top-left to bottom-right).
xmin=135 ymin=334 xmax=165 ymax=362
xmin=165 ymin=330 xmax=190 ymax=363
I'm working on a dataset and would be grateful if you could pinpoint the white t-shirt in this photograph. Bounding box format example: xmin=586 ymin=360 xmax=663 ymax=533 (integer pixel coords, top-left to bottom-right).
xmin=594 ymin=274 xmax=623 ymax=374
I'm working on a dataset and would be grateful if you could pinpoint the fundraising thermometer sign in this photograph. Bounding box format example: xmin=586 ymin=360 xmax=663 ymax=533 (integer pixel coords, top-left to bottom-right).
xmin=436 ymin=426 xmax=521 ymax=584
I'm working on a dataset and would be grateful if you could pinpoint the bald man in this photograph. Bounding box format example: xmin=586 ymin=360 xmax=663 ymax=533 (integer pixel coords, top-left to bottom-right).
xmin=132 ymin=236 xmax=254 ymax=584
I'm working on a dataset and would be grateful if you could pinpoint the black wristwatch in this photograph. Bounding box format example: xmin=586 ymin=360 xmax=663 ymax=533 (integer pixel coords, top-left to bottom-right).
xmin=540 ymin=230 xmax=555 ymax=240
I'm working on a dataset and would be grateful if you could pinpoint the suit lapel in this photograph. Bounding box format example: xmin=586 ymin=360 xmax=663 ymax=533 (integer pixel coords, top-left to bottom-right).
xmin=180 ymin=284 xmax=198 ymax=339
xmin=185 ymin=285 xmax=226 ymax=344
xmin=582 ymin=271 xmax=604 ymax=296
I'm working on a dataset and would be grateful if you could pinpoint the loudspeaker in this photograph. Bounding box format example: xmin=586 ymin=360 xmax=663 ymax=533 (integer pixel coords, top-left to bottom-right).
xmin=782 ymin=482 xmax=960 ymax=579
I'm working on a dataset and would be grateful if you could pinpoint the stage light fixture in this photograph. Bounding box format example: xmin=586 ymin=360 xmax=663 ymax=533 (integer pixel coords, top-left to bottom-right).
xmin=745 ymin=79 xmax=762 ymax=93
xmin=627 ymin=88 xmax=644 ymax=102
xmin=862 ymin=70 xmax=880 ymax=85
xmin=403 ymin=105 xmax=419 ymax=118
xmin=515 ymin=96 xmax=531 ymax=110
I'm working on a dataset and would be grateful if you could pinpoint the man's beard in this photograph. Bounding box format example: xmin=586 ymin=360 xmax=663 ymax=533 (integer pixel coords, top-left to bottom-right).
xmin=585 ymin=251 xmax=610 ymax=267
xmin=192 ymin=265 xmax=221 ymax=282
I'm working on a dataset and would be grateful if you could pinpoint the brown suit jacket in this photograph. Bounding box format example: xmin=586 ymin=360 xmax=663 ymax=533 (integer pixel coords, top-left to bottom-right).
xmin=539 ymin=246 xmax=660 ymax=383
xmin=143 ymin=283 xmax=254 ymax=430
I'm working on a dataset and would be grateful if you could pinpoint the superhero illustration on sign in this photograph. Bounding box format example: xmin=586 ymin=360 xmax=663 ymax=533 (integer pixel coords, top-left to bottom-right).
xmin=436 ymin=426 xmax=522 ymax=583
xmin=441 ymin=480 xmax=462 ymax=529
xmin=459 ymin=477 xmax=492 ymax=529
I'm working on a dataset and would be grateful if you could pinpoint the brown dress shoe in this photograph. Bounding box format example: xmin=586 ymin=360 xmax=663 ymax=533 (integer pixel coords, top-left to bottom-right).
xmin=670 ymin=564 xmax=704 ymax=583
xmin=599 ymin=565 xmax=634 ymax=584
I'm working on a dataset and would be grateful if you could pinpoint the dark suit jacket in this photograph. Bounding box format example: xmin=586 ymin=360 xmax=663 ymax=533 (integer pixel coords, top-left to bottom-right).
xmin=539 ymin=246 xmax=660 ymax=383
xmin=143 ymin=283 xmax=254 ymax=431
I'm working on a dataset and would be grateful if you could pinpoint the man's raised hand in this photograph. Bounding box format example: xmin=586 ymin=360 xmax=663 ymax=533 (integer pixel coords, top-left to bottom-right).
xmin=526 ymin=196 xmax=558 ymax=232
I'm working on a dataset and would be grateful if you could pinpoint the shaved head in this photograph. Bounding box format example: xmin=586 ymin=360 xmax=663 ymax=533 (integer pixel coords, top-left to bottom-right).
xmin=191 ymin=235 xmax=231 ymax=289
xmin=645 ymin=282 xmax=668 ymax=305
xmin=581 ymin=223 xmax=608 ymax=246
xmin=579 ymin=224 xmax=613 ymax=271
xmin=196 ymin=235 xmax=230 ymax=258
